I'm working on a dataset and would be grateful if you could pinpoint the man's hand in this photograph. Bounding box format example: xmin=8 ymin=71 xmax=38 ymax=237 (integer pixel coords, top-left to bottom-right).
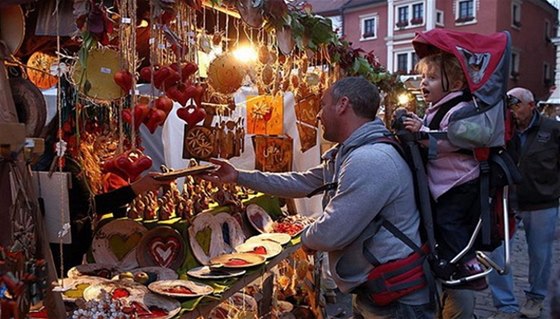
xmin=199 ymin=158 xmax=240 ymax=184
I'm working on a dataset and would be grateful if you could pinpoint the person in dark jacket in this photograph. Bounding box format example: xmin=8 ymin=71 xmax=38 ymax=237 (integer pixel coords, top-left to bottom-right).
xmin=487 ymin=87 xmax=560 ymax=319
xmin=35 ymin=113 xmax=172 ymax=276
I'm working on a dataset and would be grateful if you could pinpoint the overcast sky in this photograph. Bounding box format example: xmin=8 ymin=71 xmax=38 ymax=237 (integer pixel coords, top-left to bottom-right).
xmin=549 ymin=0 xmax=560 ymax=9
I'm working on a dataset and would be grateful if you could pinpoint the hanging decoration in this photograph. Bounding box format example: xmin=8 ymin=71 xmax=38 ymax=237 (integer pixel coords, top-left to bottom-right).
xmin=246 ymin=95 xmax=283 ymax=135
xmin=26 ymin=51 xmax=58 ymax=89
xmin=206 ymin=52 xmax=247 ymax=95
xmin=71 ymin=48 xmax=124 ymax=100
xmin=252 ymin=135 xmax=293 ymax=172
xmin=183 ymin=126 xmax=216 ymax=160
xmin=294 ymin=95 xmax=320 ymax=152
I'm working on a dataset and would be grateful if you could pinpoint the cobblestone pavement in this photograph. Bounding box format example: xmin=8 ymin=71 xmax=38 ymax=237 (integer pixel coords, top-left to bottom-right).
xmin=325 ymin=217 xmax=560 ymax=319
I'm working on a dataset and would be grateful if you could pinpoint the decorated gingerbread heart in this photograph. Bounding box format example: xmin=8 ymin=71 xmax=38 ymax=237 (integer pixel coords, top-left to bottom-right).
xmin=148 ymin=237 xmax=181 ymax=268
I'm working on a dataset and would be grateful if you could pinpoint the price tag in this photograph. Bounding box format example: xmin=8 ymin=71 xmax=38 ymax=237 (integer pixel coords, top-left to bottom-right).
xmin=121 ymin=17 xmax=132 ymax=24
xmin=149 ymin=38 xmax=155 ymax=44
xmin=100 ymin=67 xmax=112 ymax=74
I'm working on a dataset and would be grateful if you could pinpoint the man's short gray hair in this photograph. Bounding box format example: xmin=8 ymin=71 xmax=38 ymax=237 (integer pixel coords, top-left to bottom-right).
xmin=330 ymin=76 xmax=381 ymax=120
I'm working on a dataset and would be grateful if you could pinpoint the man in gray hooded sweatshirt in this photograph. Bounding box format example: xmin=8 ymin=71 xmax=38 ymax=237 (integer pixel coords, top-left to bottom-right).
xmin=203 ymin=76 xmax=432 ymax=318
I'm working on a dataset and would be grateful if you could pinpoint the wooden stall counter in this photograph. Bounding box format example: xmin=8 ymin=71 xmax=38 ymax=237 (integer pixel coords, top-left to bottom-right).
xmin=179 ymin=242 xmax=302 ymax=319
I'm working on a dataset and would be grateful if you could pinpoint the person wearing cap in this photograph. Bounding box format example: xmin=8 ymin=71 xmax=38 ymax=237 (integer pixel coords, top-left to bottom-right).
xmin=486 ymin=87 xmax=560 ymax=319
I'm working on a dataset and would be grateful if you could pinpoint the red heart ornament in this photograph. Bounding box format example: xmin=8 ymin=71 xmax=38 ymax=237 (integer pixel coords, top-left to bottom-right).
xmin=140 ymin=66 xmax=152 ymax=82
xmin=184 ymin=84 xmax=198 ymax=103
xmin=182 ymin=62 xmax=198 ymax=80
xmin=153 ymin=66 xmax=171 ymax=90
xmin=154 ymin=96 xmax=174 ymax=115
xmin=128 ymin=155 xmax=153 ymax=181
xmin=102 ymin=157 xmax=129 ymax=181
xmin=114 ymin=69 xmax=133 ymax=93
xmin=114 ymin=155 xmax=133 ymax=177
xmin=163 ymin=68 xmax=181 ymax=89
xmin=192 ymin=83 xmax=206 ymax=108
xmin=133 ymin=104 xmax=150 ymax=130
xmin=122 ymin=108 xmax=132 ymax=124
xmin=144 ymin=109 xmax=167 ymax=134
xmin=166 ymin=83 xmax=189 ymax=106
xmin=177 ymin=105 xmax=206 ymax=127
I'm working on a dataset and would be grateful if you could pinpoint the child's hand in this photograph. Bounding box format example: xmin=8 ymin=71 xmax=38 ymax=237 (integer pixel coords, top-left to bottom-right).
xmin=403 ymin=113 xmax=424 ymax=132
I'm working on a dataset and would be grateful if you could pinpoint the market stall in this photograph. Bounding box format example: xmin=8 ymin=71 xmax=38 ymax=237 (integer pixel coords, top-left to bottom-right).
xmin=0 ymin=0 xmax=408 ymax=318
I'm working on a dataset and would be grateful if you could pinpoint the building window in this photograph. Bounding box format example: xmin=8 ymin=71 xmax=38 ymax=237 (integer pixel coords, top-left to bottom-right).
xmin=545 ymin=20 xmax=551 ymax=42
xmin=411 ymin=3 xmax=424 ymax=25
xmin=396 ymin=2 xmax=424 ymax=29
xmin=436 ymin=10 xmax=444 ymax=26
xmin=511 ymin=51 xmax=520 ymax=79
xmin=544 ymin=63 xmax=552 ymax=86
xmin=512 ymin=2 xmax=521 ymax=28
xmin=456 ymin=0 xmax=475 ymax=23
xmin=360 ymin=15 xmax=377 ymax=40
xmin=395 ymin=51 xmax=417 ymax=74
xmin=397 ymin=6 xmax=409 ymax=27
xmin=397 ymin=54 xmax=408 ymax=73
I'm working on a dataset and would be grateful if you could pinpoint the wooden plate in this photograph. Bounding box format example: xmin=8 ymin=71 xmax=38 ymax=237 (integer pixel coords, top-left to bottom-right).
xmin=152 ymin=164 xmax=218 ymax=181
xmin=148 ymin=279 xmax=214 ymax=298
xmin=245 ymin=233 xmax=292 ymax=246
xmin=91 ymin=219 xmax=147 ymax=270
xmin=209 ymin=252 xmax=266 ymax=269
xmin=235 ymin=241 xmax=282 ymax=259
xmin=246 ymin=204 xmax=274 ymax=233
xmin=136 ymin=226 xmax=186 ymax=270
xmin=186 ymin=266 xmax=246 ymax=280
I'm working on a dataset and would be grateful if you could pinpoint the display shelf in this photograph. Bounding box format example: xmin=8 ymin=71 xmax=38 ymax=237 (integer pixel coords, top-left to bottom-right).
xmin=179 ymin=243 xmax=301 ymax=319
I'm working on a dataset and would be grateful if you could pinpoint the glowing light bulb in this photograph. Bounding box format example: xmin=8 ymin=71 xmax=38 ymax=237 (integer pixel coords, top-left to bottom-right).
xmin=398 ymin=94 xmax=410 ymax=105
xmin=233 ymin=45 xmax=257 ymax=63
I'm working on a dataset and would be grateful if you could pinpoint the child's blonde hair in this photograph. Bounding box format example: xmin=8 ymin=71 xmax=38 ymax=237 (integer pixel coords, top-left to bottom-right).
xmin=415 ymin=53 xmax=466 ymax=91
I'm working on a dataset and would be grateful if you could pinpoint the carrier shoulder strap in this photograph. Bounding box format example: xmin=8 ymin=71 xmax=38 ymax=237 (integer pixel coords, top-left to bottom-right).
xmin=362 ymin=135 xmax=424 ymax=266
xmin=428 ymin=91 xmax=472 ymax=130
xmin=364 ymin=136 xmax=438 ymax=308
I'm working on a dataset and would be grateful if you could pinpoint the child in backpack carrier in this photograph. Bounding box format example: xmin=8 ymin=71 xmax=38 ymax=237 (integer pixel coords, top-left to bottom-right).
xmin=403 ymin=52 xmax=488 ymax=291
